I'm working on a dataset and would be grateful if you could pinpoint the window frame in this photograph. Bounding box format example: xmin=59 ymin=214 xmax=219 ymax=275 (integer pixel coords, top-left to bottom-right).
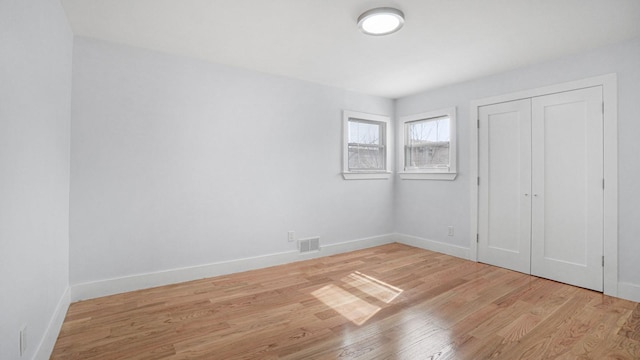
xmin=342 ymin=110 xmax=392 ymax=180
xmin=398 ymin=107 xmax=457 ymax=180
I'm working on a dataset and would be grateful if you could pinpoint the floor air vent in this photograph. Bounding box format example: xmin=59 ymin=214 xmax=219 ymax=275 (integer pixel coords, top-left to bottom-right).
xmin=299 ymin=237 xmax=320 ymax=253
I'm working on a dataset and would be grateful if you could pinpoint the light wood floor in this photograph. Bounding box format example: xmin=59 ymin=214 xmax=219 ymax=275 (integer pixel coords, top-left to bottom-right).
xmin=52 ymin=243 xmax=640 ymax=359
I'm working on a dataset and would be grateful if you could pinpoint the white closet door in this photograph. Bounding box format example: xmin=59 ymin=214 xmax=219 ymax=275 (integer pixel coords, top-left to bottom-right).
xmin=478 ymin=99 xmax=532 ymax=274
xmin=531 ymin=87 xmax=603 ymax=291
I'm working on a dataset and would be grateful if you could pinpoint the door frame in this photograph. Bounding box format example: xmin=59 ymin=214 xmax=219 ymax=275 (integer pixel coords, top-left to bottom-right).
xmin=469 ymin=73 xmax=618 ymax=296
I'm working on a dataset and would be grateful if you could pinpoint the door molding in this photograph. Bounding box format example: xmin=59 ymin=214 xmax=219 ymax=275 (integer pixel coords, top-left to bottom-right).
xmin=469 ymin=73 xmax=618 ymax=296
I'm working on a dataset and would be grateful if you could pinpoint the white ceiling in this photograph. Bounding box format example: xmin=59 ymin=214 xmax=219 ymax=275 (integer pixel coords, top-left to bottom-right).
xmin=61 ymin=0 xmax=640 ymax=99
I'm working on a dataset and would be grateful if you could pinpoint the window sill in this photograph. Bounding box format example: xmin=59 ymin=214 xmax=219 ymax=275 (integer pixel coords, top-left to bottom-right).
xmin=398 ymin=172 xmax=457 ymax=180
xmin=342 ymin=172 xmax=392 ymax=180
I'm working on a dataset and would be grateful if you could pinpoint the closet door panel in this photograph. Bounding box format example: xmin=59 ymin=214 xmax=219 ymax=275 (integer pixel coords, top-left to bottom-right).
xmin=531 ymin=86 xmax=603 ymax=291
xmin=478 ymin=99 xmax=531 ymax=274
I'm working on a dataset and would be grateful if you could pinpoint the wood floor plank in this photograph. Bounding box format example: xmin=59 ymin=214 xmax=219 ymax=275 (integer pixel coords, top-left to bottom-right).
xmin=51 ymin=243 xmax=640 ymax=359
xmin=619 ymin=303 xmax=640 ymax=341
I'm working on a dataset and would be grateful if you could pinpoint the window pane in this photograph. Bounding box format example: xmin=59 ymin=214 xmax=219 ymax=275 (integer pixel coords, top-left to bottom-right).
xmin=349 ymin=120 xmax=380 ymax=145
xmin=347 ymin=118 xmax=385 ymax=171
xmin=348 ymin=145 xmax=385 ymax=170
xmin=408 ymin=117 xmax=449 ymax=142
xmin=405 ymin=117 xmax=450 ymax=168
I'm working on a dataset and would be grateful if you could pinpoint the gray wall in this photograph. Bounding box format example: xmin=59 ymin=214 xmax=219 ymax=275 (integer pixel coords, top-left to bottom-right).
xmin=69 ymin=38 xmax=395 ymax=285
xmin=0 ymin=0 xmax=73 ymax=359
xmin=395 ymin=38 xmax=640 ymax=288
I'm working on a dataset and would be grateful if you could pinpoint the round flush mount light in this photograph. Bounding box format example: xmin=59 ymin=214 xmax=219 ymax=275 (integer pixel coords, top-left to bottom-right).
xmin=357 ymin=7 xmax=405 ymax=36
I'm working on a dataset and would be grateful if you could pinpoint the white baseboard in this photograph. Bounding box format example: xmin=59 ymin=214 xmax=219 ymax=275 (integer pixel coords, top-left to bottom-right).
xmin=34 ymin=287 xmax=70 ymax=360
xmin=71 ymin=234 xmax=396 ymax=301
xmin=618 ymin=282 xmax=640 ymax=303
xmin=395 ymin=233 xmax=470 ymax=260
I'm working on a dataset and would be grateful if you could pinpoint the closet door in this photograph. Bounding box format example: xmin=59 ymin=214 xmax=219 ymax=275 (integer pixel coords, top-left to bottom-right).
xmin=531 ymin=87 xmax=603 ymax=291
xmin=478 ymin=99 xmax=532 ymax=274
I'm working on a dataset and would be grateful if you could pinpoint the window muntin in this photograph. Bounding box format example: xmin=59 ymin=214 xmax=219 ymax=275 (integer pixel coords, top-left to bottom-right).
xmin=405 ymin=116 xmax=450 ymax=170
xmin=348 ymin=119 xmax=385 ymax=171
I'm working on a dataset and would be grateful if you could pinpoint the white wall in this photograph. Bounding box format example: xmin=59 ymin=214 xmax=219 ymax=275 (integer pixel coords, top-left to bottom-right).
xmin=0 ymin=0 xmax=73 ymax=359
xmin=69 ymin=38 xmax=394 ymax=288
xmin=70 ymin=37 xmax=640 ymax=301
xmin=395 ymin=38 xmax=640 ymax=295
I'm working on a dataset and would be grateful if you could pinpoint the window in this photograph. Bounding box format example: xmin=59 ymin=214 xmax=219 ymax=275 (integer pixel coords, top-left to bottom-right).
xmin=342 ymin=110 xmax=391 ymax=180
xmin=399 ymin=107 xmax=457 ymax=180
xmin=348 ymin=120 xmax=384 ymax=171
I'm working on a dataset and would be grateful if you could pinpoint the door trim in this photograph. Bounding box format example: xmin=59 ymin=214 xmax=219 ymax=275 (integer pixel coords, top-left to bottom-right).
xmin=469 ymin=73 xmax=618 ymax=296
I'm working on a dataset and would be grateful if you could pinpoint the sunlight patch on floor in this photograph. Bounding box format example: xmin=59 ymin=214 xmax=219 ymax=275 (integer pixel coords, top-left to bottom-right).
xmin=311 ymin=272 xmax=403 ymax=326
xmin=312 ymin=284 xmax=381 ymax=325
xmin=342 ymin=271 xmax=403 ymax=303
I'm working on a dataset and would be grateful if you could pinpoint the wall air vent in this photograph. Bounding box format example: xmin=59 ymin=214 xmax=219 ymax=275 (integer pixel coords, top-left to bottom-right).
xmin=299 ymin=237 xmax=320 ymax=254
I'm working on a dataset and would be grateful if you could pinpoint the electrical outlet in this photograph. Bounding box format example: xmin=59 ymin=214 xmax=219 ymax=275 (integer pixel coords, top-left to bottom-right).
xmin=447 ymin=226 xmax=454 ymax=236
xmin=20 ymin=325 xmax=27 ymax=356
xmin=287 ymin=231 xmax=295 ymax=242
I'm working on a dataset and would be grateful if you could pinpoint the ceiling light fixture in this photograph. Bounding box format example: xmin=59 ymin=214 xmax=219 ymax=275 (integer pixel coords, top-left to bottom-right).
xmin=357 ymin=7 xmax=405 ymax=36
